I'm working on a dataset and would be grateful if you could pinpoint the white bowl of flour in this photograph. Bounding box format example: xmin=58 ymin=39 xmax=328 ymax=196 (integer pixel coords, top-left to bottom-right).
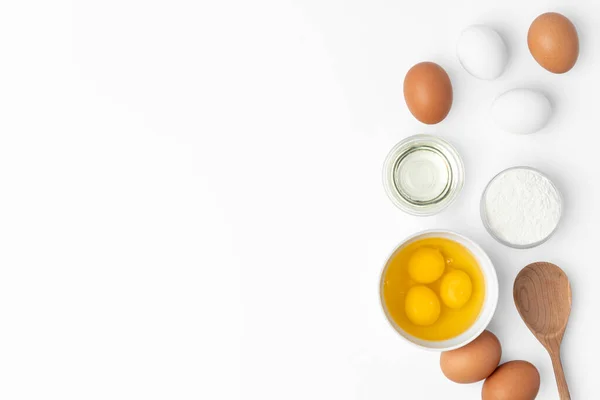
xmin=481 ymin=167 xmax=562 ymax=249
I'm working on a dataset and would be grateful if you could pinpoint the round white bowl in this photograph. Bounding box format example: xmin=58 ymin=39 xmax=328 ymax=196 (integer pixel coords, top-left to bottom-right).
xmin=379 ymin=230 xmax=499 ymax=351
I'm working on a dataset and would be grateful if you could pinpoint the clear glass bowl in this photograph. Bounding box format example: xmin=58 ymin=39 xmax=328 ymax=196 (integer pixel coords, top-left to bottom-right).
xmin=480 ymin=166 xmax=563 ymax=249
xmin=383 ymin=135 xmax=465 ymax=216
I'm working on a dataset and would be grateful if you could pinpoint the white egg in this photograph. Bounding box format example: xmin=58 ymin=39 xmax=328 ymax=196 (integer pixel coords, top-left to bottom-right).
xmin=491 ymin=89 xmax=552 ymax=134
xmin=457 ymin=25 xmax=508 ymax=80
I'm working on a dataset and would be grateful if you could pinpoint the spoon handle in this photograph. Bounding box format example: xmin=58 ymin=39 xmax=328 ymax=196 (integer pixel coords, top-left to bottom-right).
xmin=549 ymin=350 xmax=571 ymax=400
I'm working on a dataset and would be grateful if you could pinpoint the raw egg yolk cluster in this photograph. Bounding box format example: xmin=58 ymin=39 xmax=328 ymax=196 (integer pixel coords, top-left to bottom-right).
xmin=405 ymin=247 xmax=473 ymax=326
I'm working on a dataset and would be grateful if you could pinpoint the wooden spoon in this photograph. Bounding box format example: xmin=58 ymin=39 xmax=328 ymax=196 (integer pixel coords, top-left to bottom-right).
xmin=514 ymin=262 xmax=572 ymax=400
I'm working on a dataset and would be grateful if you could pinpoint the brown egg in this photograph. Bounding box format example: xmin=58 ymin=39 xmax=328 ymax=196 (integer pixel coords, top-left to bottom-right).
xmin=528 ymin=12 xmax=579 ymax=73
xmin=440 ymin=330 xmax=501 ymax=384
xmin=403 ymin=62 xmax=452 ymax=124
xmin=482 ymin=361 xmax=540 ymax=400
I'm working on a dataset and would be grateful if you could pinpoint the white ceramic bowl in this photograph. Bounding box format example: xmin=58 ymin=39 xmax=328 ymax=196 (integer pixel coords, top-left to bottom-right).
xmin=379 ymin=230 xmax=499 ymax=351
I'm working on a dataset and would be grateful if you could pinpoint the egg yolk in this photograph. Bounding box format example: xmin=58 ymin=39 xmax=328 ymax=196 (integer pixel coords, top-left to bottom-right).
xmin=404 ymin=285 xmax=441 ymax=326
xmin=408 ymin=247 xmax=445 ymax=283
xmin=440 ymin=270 xmax=473 ymax=309
xmin=383 ymin=237 xmax=486 ymax=341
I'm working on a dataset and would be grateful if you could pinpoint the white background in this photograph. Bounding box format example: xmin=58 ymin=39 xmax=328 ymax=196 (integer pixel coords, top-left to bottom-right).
xmin=0 ymin=0 xmax=598 ymax=399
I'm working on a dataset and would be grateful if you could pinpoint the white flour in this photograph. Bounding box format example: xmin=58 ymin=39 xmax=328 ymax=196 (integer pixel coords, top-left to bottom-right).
xmin=483 ymin=168 xmax=561 ymax=246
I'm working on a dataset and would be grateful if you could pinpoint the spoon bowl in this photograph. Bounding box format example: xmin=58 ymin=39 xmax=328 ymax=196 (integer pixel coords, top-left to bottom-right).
xmin=514 ymin=262 xmax=572 ymax=400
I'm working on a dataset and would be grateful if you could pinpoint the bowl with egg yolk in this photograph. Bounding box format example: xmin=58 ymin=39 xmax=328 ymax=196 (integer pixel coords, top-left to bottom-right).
xmin=380 ymin=230 xmax=498 ymax=351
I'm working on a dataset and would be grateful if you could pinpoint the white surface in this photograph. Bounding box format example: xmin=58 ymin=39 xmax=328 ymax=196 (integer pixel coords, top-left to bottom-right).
xmin=380 ymin=231 xmax=499 ymax=352
xmin=0 ymin=1 xmax=598 ymax=399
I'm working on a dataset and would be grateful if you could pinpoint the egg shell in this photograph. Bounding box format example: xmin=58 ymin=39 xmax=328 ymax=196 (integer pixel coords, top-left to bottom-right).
xmin=491 ymin=88 xmax=551 ymax=134
xmin=482 ymin=360 xmax=540 ymax=400
xmin=528 ymin=12 xmax=579 ymax=74
xmin=457 ymin=25 xmax=508 ymax=80
xmin=440 ymin=330 xmax=501 ymax=384
xmin=403 ymin=62 xmax=453 ymax=124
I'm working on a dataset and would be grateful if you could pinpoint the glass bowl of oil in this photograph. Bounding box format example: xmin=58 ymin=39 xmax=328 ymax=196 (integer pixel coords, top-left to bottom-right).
xmin=383 ymin=135 xmax=464 ymax=216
